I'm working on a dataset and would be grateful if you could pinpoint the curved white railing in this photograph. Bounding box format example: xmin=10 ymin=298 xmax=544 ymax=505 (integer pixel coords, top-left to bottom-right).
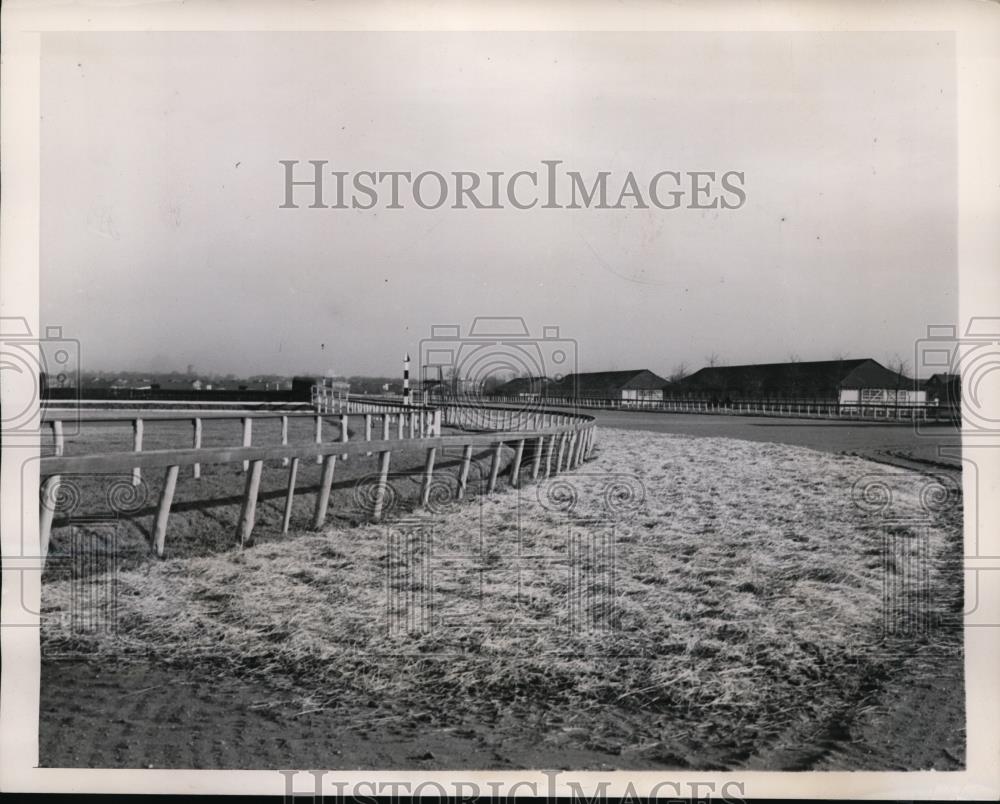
xmin=38 ymin=402 xmax=597 ymax=560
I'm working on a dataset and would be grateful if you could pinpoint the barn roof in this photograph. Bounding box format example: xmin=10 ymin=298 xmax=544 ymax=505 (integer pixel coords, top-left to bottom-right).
xmin=554 ymin=369 xmax=669 ymax=393
xmin=493 ymin=376 xmax=551 ymax=394
xmin=925 ymin=372 xmax=959 ymax=385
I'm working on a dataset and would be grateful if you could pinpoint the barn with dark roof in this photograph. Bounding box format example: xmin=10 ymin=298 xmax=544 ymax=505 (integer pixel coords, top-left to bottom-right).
xmin=550 ymin=369 xmax=670 ymax=401
xmin=667 ymin=358 xmax=923 ymax=406
xmin=494 ymin=369 xmax=669 ymax=401
xmin=491 ymin=376 xmax=553 ymax=397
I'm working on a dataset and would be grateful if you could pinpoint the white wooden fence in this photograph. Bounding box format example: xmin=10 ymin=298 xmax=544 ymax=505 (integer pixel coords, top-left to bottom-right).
xmin=39 ymin=402 xmax=596 ymax=560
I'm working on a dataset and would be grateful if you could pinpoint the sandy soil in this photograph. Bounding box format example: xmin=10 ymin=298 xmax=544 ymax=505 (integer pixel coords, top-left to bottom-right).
xmin=38 ymin=428 xmax=964 ymax=770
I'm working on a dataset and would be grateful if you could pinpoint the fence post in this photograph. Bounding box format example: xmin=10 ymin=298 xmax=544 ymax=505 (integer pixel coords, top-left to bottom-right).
xmin=458 ymin=444 xmax=474 ymax=497
xmin=372 ymin=450 xmax=392 ymax=521
xmin=409 ymin=411 xmax=416 ymax=439
xmin=192 ymin=418 xmax=202 ymax=479
xmin=511 ymin=439 xmax=525 ymax=488
xmin=365 ymin=414 xmax=373 ymax=455
xmin=52 ymin=420 xmax=65 ymax=457
xmin=313 ymin=453 xmax=338 ymax=529
xmin=282 ymin=457 xmax=299 ymax=534
xmin=314 ymin=415 xmax=323 ymax=464
xmin=555 ymin=433 xmax=567 ymax=474
xmin=280 ymin=415 xmax=289 ymax=467
xmin=132 ymin=417 xmax=144 ymax=485
xmin=544 ymin=434 xmax=556 ymax=477
xmin=488 ymin=441 xmax=503 ymax=494
xmin=382 ymin=413 xmax=390 ymax=442
xmin=153 ymin=464 xmax=180 ymax=557
xmin=433 ymin=409 xmax=442 ymax=436
xmin=236 ymin=459 xmax=264 ymax=545
xmin=397 ymin=412 xmax=404 ymax=440
xmin=531 ymin=436 xmax=544 ymax=480
xmin=242 ymin=417 xmax=253 ymax=471
xmin=420 ymin=447 xmax=437 ymax=507
xmin=39 ymin=475 xmax=61 ymax=559
xmin=341 ymin=413 xmax=349 ymax=460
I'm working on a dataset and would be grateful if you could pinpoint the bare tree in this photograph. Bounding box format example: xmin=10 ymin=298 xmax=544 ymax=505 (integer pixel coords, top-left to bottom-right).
xmin=705 ymin=353 xmax=720 ymax=368
xmin=669 ymin=362 xmax=690 ymax=383
xmin=885 ymin=352 xmax=912 ymax=379
xmin=787 ymin=352 xmax=801 ymax=363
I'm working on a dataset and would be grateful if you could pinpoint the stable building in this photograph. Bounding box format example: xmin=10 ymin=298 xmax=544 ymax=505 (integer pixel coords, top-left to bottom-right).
xmin=550 ymin=369 xmax=670 ymax=402
xmin=669 ymin=358 xmax=926 ymax=408
xmin=922 ymin=373 xmax=961 ymax=407
xmin=492 ymin=376 xmax=553 ymax=398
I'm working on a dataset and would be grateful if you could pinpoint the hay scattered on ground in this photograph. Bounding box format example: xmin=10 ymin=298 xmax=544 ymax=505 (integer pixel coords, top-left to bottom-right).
xmin=42 ymin=428 xmax=963 ymax=767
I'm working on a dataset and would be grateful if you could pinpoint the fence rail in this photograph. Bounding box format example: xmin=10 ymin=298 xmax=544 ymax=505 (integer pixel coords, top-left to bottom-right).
xmin=38 ymin=403 xmax=597 ymax=561
xmin=478 ymin=394 xmax=959 ymax=422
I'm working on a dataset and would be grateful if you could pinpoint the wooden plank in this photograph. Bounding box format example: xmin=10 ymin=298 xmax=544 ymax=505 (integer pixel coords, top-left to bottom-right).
xmin=41 ymin=409 xmax=333 ymax=424
xmin=39 ymin=475 xmax=61 ymax=559
xmin=132 ymin=418 xmax=144 ymax=485
xmin=192 ymin=418 xmax=202 ymax=478
xmin=372 ymin=450 xmax=392 ymax=521
xmin=236 ymin=459 xmax=264 ymax=545
xmin=488 ymin=442 xmax=503 ymax=494
xmin=38 ymin=425 xmax=596 ymax=476
xmin=281 ymin=457 xmax=299 ymax=534
xmin=510 ymin=439 xmax=525 ymax=488
xmin=153 ymin=464 xmax=180 ymax=557
xmin=420 ymin=447 xmax=437 ymax=507
xmin=313 ymin=453 xmax=338 ymax=529
xmin=457 ymin=444 xmax=474 ymax=497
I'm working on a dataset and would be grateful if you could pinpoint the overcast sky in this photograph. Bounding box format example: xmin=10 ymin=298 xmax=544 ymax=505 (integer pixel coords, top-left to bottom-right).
xmin=41 ymin=31 xmax=955 ymax=379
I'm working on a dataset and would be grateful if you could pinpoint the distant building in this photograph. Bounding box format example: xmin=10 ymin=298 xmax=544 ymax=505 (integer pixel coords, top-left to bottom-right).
xmin=669 ymin=358 xmax=926 ymax=407
xmin=550 ymin=369 xmax=669 ymax=402
xmin=492 ymin=376 xmax=553 ymax=397
xmin=923 ymin=372 xmax=961 ymax=406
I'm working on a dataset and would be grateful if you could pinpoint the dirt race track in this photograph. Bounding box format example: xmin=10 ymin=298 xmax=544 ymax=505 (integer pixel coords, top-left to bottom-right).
xmin=37 ymin=422 xmax=965 ymax=771
xmin=586 ymin=410 xmax=962 ymax=470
